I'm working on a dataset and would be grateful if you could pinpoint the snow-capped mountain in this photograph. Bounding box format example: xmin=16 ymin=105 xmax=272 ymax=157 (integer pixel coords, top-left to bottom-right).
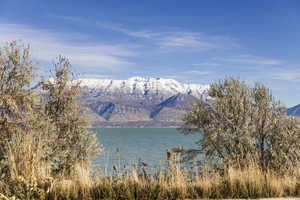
xmin=78 ymin=77 xmax=209 ymax=100
xmin=77 ymin=77 xmax=209 ymax=127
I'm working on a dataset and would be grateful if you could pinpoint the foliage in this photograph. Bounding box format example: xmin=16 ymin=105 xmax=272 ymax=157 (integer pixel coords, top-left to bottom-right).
xmin=0 ymin=42 xmax=38 ymax=159
xmin=1 ymin=160 xmax=299 ymax=200
xmin=41 ymin=56 xmax=100 ymax=175
xmin=0 ymin=42 xmax=53 ymax=174
xmin=181 ymin=78 xmax=300 ymax=172
xmin=0 ymin=42 xmax=298 ymax=199
xmin=0 ymin=42 xmax=100 ymax=199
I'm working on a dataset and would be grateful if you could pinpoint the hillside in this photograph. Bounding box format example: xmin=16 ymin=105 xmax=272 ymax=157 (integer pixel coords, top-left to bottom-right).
xmin=287 ymin=104 xmax=300 ymax=117
xmin=77 ymin=77 xmax=209 ymax=127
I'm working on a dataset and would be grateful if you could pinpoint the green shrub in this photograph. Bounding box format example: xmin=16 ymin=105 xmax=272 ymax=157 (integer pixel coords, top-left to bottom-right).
xmin=181 ymin=78 xmax=300 ymax=173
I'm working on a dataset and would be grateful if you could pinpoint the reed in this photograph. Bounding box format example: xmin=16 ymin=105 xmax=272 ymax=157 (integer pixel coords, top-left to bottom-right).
xmin=0 ymin=132 xmax=299 ymax=199
xmin=1 ymin=149 xmax=299 ymax=200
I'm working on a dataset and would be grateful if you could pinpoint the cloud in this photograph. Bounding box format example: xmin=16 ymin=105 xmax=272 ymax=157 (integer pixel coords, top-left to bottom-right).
xmin=158 ymin=32 xmax=216 ymax=48
xmin=183 ymin=70 xmax=210 ymax=75
xmin=95 ymin=22 xmax=158 ymax=39
xmin=191 ymin=62 xmax=220 ymax=67
xmin=215 ymin=55 xmax=281 ymax=65
xmin=93 ymin=21 xmax=237 ymax=50
xmin=269 ymin=68 xmax=300 ymax=81
xmin=0 ymin=23 xmax=137 ymax=69
xmin=54 ymin=16 xmax=239 ymax=53
xmin=80 ymin=73 xmax=113 ymax=79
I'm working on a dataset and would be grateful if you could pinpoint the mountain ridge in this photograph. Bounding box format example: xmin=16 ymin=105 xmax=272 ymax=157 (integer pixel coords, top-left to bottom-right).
xmin=287 ymin=104 xmax=300 ymax=117
xmin=78 ymin=77 xmax=209 ymax=127
xmin=78 ymin=77 xmax=209 ymax=99
xmin=49 ymin=76 xmax=300 ymax=127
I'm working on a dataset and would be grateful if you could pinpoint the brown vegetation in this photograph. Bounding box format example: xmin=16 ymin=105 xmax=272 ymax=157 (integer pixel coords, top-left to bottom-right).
xmin=0 ymin=155 xmax=299 ymax=199
xmin=0 ymin=42 xmax=299 ymax=199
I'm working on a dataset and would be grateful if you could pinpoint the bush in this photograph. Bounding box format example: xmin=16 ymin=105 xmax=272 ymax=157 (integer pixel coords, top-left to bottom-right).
xmin=181 ymin=78 xmax=300 ymax=172
xmin=0 ymin=42 xmax=101 ymax=190
xmin=41 ymin=56 xmax=100 ymax=176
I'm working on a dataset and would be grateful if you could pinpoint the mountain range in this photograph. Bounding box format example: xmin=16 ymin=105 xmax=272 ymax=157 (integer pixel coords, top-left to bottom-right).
xmin=287 ymin=104 xmax=300 ymax=117
xmin=78 ymin=77 xmax=210 ymax=127
xmin=72 ymin=77 xmax=299 ymax=127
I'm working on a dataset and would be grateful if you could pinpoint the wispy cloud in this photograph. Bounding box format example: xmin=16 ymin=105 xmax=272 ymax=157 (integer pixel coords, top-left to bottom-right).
xmin=80 ymin=74 xmax=113 ymax=79
xmin=91 ymin=21 xmax=238 ymax=50
xmin=268 ymin=68 xmax=300 ymax=81
xmin=161 ymin=70 xmax=211 ymax=83
xmin=95 ymin=21 xmax=159 ymax=39
xmin=215 ymin=55 xmax=281 ymax=65
xmin=158 ymin=32 xmax=217 ymax=49
xmin=53 ymin=16 xmax=240 ymax=56
xmin=191 ymin=62 xmax=221 ymax=67
xmin=0 ymin=23 xmax=137 ymax=70
xmin=183 ymin=70 xmax=210 ymax=75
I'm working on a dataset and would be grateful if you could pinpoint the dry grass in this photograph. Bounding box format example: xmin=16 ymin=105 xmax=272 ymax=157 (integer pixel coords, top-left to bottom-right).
xmin=1 ymin=160 xmax=299 ymax=199
xmin=0 ymin=133 xmax=299 ymax=200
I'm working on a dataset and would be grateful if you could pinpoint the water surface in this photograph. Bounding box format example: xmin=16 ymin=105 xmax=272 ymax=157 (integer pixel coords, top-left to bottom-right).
xmin=93 ymin=128 xmax=199 ymax=171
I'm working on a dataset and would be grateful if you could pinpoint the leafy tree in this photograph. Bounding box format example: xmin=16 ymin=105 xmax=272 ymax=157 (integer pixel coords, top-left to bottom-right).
xmin=0 ymin=42 xmax=100 ymax=179
xmin=181 ymin=78 xmax=300 ymax=172
xmin=0 ymin=42 xmax=44 ymax=157
xmin=42 ymin=56 xmax=100 ymax=175
xmin=0 ymin=42 xmax=55 ymax=182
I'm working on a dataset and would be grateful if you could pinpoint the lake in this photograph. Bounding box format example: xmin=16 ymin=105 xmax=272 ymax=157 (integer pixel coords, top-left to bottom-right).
xmin=93 ymin=128 xmax=199 ymax=172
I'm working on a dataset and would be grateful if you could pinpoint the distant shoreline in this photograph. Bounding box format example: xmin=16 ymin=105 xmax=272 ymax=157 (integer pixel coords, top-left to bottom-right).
xmin=91 ymin=120 xmax=184 ymax=128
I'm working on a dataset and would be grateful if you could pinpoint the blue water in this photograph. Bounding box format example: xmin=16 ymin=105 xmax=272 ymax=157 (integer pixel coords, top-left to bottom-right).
xmin=93 ymin=128 xmax=199 ymax=171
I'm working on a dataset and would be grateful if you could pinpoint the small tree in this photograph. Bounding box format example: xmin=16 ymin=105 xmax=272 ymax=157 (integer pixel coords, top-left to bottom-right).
xmin=181 ymin=78 xmax=300 ymax=172
xmin=0 ymin=42 xmax=34 ymax=152
xmin=0 ymin=42 xmax=100 ymax=180
xmin=0 ymin=42 xmax=55 ymax=185
xmin=42 ymin=56 xmax=100 ymax=175
xmin=0 ymin=42 xmax=50 ymax=158
xmin=0 ymin=42 xmax=101 ymax=198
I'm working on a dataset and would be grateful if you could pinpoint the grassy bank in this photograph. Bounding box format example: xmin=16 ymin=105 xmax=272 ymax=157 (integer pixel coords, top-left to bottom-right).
xmin=0 ymin=161 xmax=299 ymax=200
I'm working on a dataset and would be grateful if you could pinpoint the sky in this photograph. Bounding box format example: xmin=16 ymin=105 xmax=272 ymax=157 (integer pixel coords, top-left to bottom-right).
xmin=0 ymin=0 xmax=300 ymax=107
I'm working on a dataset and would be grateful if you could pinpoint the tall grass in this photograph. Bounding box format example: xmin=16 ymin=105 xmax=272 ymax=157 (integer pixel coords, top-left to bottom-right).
xmin=0 ymin=133 xmax=299 ymax=199
xmin=45 ymin=162 xmax=300 ymax=200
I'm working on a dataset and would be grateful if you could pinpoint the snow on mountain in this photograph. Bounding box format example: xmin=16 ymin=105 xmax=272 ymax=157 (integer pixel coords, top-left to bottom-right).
xmin=77 ymin=77 xmax=209 ymax=100
xmin=70 ymin=77 xmax=210 ymax=127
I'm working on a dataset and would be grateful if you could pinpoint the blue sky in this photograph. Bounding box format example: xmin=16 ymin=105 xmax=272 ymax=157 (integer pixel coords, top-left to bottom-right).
xmin=0 ymin=0 xmax=300 ymax=106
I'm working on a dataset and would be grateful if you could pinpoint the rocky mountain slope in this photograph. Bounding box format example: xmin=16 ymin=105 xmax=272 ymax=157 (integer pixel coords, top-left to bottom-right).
xmin=287 ymin=104 xmax=300 ymax=117
xmin=77 ymin=77 xmax=209 ymax=127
